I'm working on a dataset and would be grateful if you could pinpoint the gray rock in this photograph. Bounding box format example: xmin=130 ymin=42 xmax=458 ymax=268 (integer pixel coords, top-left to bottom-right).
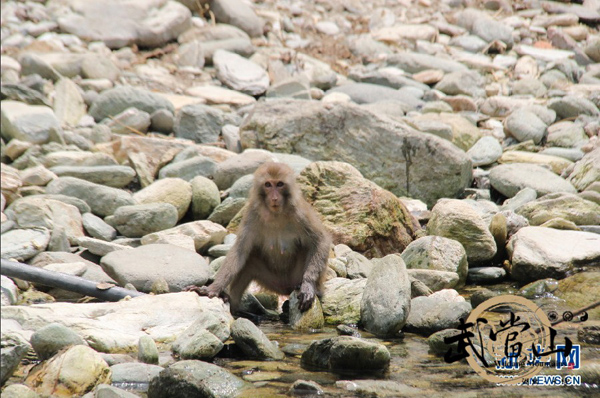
xmin=133 ymin=178 xmax=192 ymax=220
xmin=266 ymin=78 xmax=311 ymax=100
xmin=213 ymin=50 xmax=269 ymax=96
xmin=427 ymin=199 xmax=497 ymax=264
xmin=489 ymin=163 xmax=577 ymax=198
xmin=35 ymin=194 xmax=91 ymax=214
xmin=140 ymin=220 xmax=227 ymax=253
xmin=104 ymin=107 xmax=151 ymax=135
xmin=428 ymin=328 xmax=460 ymax=356
xmin=30 ymin=251 xmax=116 ymax=285
xmin=176 ymin=39 xmax=205 ymax=69
xmin=301 ymin=336 xmax=390 ymax=372
xmin=540 ymin=147 xmax=584 ymax=162
xmin=49 ymin=165 xmax=136 ymax=188
xmin=190 ymin=176 xmax=221 ymax=219
xmin=173 ymin=103 xmax=239 ymax=144
xmin=472 ymin=17 xmax=513 ymax=46
xmin=46 ymin=177 xmax=136 ymax=217
xmin=77 ymin=237 xmax=132 ymax=257
xmin=58 ymin=0 xmax=192 ymax=49
xmin=0 ymin=342 xmax=29 ymax=385
xmin=81 ymin=54 xmax=121 ymax=81
xmin=147 ymin=360 xmax=245 ymax=398
xmin=402 ymin=236 xmax=468 ymax=286
xmin=240 ymin=100 xmax=472 ymax=207
xmin=222 ymin=124 xmax=242 ymax=153
xmin=386 ymin=51 xmax=468 ymax=73
xmin=547 ymin=95 xmax=599 ymax=119
xmin=407 ymin=269 xmax=460 ymax=292
xmin=83 ymin=213 xmax=117 ymax=242
xmin=106 ymin=203 xmax=179 ymax=238
xmin=505 ymin=109 xmax=548 ymax=144
xmin=467 ymin=136 xmax=503 ymax=167
xmin=138 ymin=335 xmax=159 ymax=365
xmin=339 ymin=251 xmax=373 ymax=279
xmin=202 ymin=38 xmax=255 ymax=64
xmin=434 ymin=70 xmax=486 ymax=98
xmin=210 ymin=0 xmax=264 ymax=37
xmin=171 ymin=313 xmax=229 ymax=360
xmin=515 ymin=192 xmax=600 ymax=226
xmin=327 ymin=83 xmax=423 ymax=111
xmin=225 ymin=174 xmax=254 ymax=198
xmin=158 ymin=155 xmax=217 ymax=181
xmin=467 ymin=267 xmax=506 ymax=284
xmin=19 ymin=53 xmax=61 ymax=81
xmin=53 ymin=78 xmax=86 ymax=127
xmin=1 ymin=276 xmax=18 ymax=306
xmin=347 ymin=34 xmax=393 ymax=60
xmin=567 ymin=147 xmax=600 ymax=191
xmin=213 ymin=150 xmax=275 ymax=190
xmin=93 ymin=385 xmax=141 ymax=398
xmin=289 ymin=380 xmax=324 ymax=397
xmin=231 ymin=318 xmax=284 ymax=360
xmin=101 ymin=244 xmax=211 ymax=292
xmin=501 ymin=188 xmax=537 ymax=212
xmin=110 ymin=362 xmax=163 ymax=385
xmin=546 ymin=121 xmax=588 ymax=149
xmin=404 ymin=290 xmax=472 ymax=335
xmin=208 ymin=197 xmax=246 ymax=226
xmin=507 ymin=227 xmax=600 ymax=282
xmin=89 ymin=86 xmax=174 ymax=123
xmin=42 ymin=151 xmax=118 ymax=168
xmin=347 ymin=66 xmax=430 ymax=91
xmin=150 ymin=109 xmax=174 ymax=134
xmin=321 ymin=278 xmax=367 ymax=324
xmin=0 ymin=384 xmax=39 ymax=398
xmin=512 ymin=78 xmax=547 ymax=97
xmin=360 ymin=254 xmax=411 ymax=337
xmin=30 ymin=323 xmax=85 ymax=360
xmin=1 ymin=228 xmax=50 ymax=261
xmin=449 ymin=35 xmax=488 ymax=53
xmin=1 ymin=100 xmax=61 ymax=144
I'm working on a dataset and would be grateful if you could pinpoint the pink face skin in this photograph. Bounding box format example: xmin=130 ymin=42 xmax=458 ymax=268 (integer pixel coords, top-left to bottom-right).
xmin=263 ymin=179 xmax=286 ymax=213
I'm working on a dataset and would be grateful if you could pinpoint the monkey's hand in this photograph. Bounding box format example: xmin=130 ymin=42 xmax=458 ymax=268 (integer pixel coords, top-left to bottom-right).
xmin=183 ymin=285 xmax=230 ymax=303
xmin=297 ymin=282 xmax=316 ymax=312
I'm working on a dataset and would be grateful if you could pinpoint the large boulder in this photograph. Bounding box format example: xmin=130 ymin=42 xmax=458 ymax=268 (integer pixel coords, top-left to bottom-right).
xmin=240 ymin=100 xmax=472 ymax=207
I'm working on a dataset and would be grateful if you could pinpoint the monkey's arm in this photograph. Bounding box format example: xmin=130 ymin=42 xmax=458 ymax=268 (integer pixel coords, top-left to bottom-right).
xmin=206 ymin=229 xmax=254 ymax=295
xmin=297 ymin=221 xmax=331 ymax=311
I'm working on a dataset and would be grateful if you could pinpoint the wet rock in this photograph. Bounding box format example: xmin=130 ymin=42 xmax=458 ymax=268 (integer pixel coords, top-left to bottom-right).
xmin=30 ymin=323 xmax=85 ymax=360
xmin=106 ymin=203 xmax=179 ymax=237
xmin=336 ymin=379 xmax=421 ymax=396
xmin=1 ymin=100 xmax=61 ymax=144
xmin=289 ymin=380 xmax=324 ymax=396
xmin=321 ymin=278 xmax=367 ymax=324
xmin=289 ymin=293 xmax=325 ymax=331
xmin=231 ymin=318 xmax=284 ymax=360
xmin=101 ymin=244 xmax=211 ymax=292
xmin=470 ymin=288 xmax=498 ymax=308
xmin=507 ymin=227 xmax=600 ymax=282
xmin=467 ymin=267 xmax=506 ymax=284
xmin=489 ymin=163 xmax=576 ymax=198
xmin=518 ymin=278 xmax=559 ymax=299
xmin=402 ymin=236 xmax=468 ymax=287
xmin=25 ymin=345 xmax=110 ymax=397
xmin=427 ymin=199 xmax=496 ymax=264
xmin=214 ymin=50 xmax=269 ymax=96
xmin=133 ymin=178 xmax=192 ymax=220
xmin=49 ymin=165 xmax=136 ymax=188
xmin=360 ymin=254 xmax=411 ymax=337
xmin=516 ymin=192 xmax=600 ymax=226
xmin=1 ymin=228 xmax=50 ymax=261
xmin=147 ymin=360 xmax=246 ymax=398
xmin=428 ymin=328 xmax=461 ymax=356
xmin=82 ymin=213 xmax=117 ymax=241
xmin=301 ymin=336 xmax=390 ymax=372
xmin=404 ymin=289 xmax=472 ymax=336
xmin=89 ymin=86 xmax=174 ymax=123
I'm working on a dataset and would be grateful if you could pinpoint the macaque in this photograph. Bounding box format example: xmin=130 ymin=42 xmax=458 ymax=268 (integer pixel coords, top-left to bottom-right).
xmin=189 ymin=162 xmax=331 ymax=313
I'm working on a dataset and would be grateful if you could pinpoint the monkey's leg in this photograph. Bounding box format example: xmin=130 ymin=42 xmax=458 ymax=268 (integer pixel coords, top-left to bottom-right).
xmin=227 ymin=270 xmax=254 ymax=314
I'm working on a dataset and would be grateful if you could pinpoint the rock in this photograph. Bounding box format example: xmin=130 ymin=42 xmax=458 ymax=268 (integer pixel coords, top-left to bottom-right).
xmin=30 ymin=323 xmax=85 ymax=360
xmin=360 ymin=254 xmax=411 ymax=337
xmin=518 ymin=279 xmax=559 ymax=300
xmin=288 ymin=292 xmax=325 ymax=331
xmin=554 ymin=272 xmax=600 ymax=319
xmin=546 ymin=121 xmax=588 ymax=149
xmin=138 ymin=336 xmax=159 ymax=365
xmin=89 ymin=86 xmax=174 ymax=123
xmin=547 ymin=95 xmax=599 ymax=119
xmin=222 ymin=125 xmax=242 ymax=153
xmin=207 ymin=244 xmax=233 ymax=258
xmin=106 ymin=203 xmax=179 ymax=237
xmin=46 ymin=177 xmax=135 ymax=217
xmin=173 ymin=103 xmax=239 ymax=144
xmin=512 ymin=78 xmax=547 ymax=97
xmin=407 ymin=269 xmax=460 ymax=292
xmin=214 ymin=50 xmax=269 ymax=96
xmin=467 ymin=136 xmax=503 ymax=166
xmin=110 ymin=362 xmax=163 ymax=386
xmin=158 ymin=155 xmax=217 ymax=182
xmin=427 ymin=199 xmax=496 ymax=264
xmin=213 ymin=150 xmax=275 ymax=190
xmin=176 ymin=39 xmax=205 ymax=69
xmin=1 ymin=100 xmax=61 ymax=144
xmin=58 ymin=0 xmax=192 ymax=49
xmin=266 ymin=78 xmax=311 ymax=100
xmin=295 ymin=162 xmax=418 ymax=257
xmin=91 ymin=384 xmax=141 ymax=398
xmin=507 ymin=227 xmax=600 ymax=282
xmin=567 ymin=148 xmax=600 ymax=191
xmin=186 ymin=85 xmax=256 ymax=106
xmin=49 ymin=165 xmax=136 ymax=188
xmin=467 ymin=267 xmax=506 ymax=284
xmin=1 ymin=276 xmax=19 ymax=306
xmin=516 ymin=193 xmax=600 ymax=226
xmin=435 ymin=70 xmax=485 ymax=98
xmin=77 ymin=237 xmax=132 ymax=257
xmin=327 ymin=83 xmax=423 ymax=111
xmin=25 ymin=345 xmax=110 ymax=397
xmin=6 ymin=196 xmax=83 ymax=242
xmin=210 ymin=0 xmax=264 ymax=37
xmin=289 ymin=380 xmax=324 ymax=396
xmin=386 ymin=51 xmax=467 ymax=73
xmin=190 ymin=176 xmax=220 ymax=219
xmin=1 ymin=228 xmax=50 ymax=261
xmin=321 ymin=278 xmax=367 ymax=324
xmin=208 ymin=197 xmax=246 ymax=226
xmin=104 ymin=107 xmax=151 ymax=135
xmin=489 ymin=163 xmax=576 ymax=198
xmin=30 ymin=251 xmax=116 ymax=286
xmin=82 ymin=213 xmax=117 ymax=241
xmin=171 ymin=313 xmax=231 ymax=360
xmin=1 ymin=343 xmax=30 ymax=386
xmin=401 ymin=236 xmax=468 ymax=286
xmin=19 ymin=165 xmax=57 ymax=187
xmin=505 ymin=109 xmax=548 ymax=144
xmin=231 ymin=318 xmax=284 ymax=360
xmin=41 ymin=151 xmax=119 ymax=169
xmin=404 ymin=289 xmax=472 ymax=336
xmin=150 ymin=109 xmax=174 ymax=134
xmin=372 ymin=24 xmax=438 ymax=42
xmin=147 ymin=360 xmax=245 ymax=398
xmin=301 ymin=336 xmax=390 ymax=372
xmin=133 ymin=178 xmax=192 ymax=220
xmin=499 ymin=151 xmax=573 ymax=175
xmin=336 ymin=380 xmax=421 ymax=396
xmin=339 ymin=251 xmax=373 ymax=279
xmin=140 ymin=221 xmax=227 ymax=253
xmin=1 ymin=384 xmax=39 ymax=398
xmin=225 ymin=174 xmax=254 ymax=199
xmin=100 ymin=244 xmax=211 ymax=292
xmin=53 ymin=78 xmax=86 ymax=127
xmin=240 ymin=100 xmax=472 ymax=207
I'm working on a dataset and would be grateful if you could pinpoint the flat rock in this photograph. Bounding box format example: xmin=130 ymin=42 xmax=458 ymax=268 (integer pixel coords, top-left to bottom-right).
xmin=140 ymin=220 xmax=227 ymax=253
xmin=489 ymin=163 xmax=577 ymax=198
xmin=213 ymin=50 xmax=269 ymax=96
xmin=327 ymin=83 xmax=423 ymax=111
xmin=106 ymin=203 xmax=179 ymax=238
xmin=49 ymin=165 xmax=136 ymax=188
xmin=1 ymin=228 xmax=50 ymax=261
xmin=567 ymin=148 xmax=600 ymax=191
xmin=100 ymin=244 xmax=211 ymax=292
xmin=173 ymin=103 xmax=239 ymax=144
xmin=404 ymin=289 xmax=472 ymax=336
xmin=210 ymin=0 xmax=264 ymax=37
xmin=1 ymin=100 xmax=61 ymax=144
xmin=515 ymin=192 xmax=600 ymax=226
xmin=89 ymin=86 xmax=174 ymax=123
xmin=386 ymin=51 xmax=468 ymax=73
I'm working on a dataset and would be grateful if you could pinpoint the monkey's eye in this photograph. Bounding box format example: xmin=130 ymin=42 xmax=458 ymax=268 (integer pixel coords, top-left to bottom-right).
xmin=265 ymin=182 xmax=272 ymax=188
xmin=276 ymin=181 xmax=284 ymax=187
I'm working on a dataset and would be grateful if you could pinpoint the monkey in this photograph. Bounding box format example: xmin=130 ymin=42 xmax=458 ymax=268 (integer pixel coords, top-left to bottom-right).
xmin=187 ymin=162 xmax=331 ymax=313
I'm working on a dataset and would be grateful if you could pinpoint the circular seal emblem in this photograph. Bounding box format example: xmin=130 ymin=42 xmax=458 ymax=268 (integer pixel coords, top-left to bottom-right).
xmin=464 ymin=295 xmax=553 ymax=385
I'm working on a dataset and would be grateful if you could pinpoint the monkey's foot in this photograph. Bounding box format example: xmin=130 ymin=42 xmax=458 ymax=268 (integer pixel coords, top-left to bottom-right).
xmin=183 ymin=285 xmax=230 ymax=303
xmin=297 ymin=283 xmax=316 ymax=312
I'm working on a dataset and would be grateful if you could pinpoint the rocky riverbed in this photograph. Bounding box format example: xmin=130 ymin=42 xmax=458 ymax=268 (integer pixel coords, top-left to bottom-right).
xmin=1 ymin=0 xmax=600 ymax=397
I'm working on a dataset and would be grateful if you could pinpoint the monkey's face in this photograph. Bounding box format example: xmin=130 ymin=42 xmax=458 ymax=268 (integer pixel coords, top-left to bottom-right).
xmin=262 ymin=179 xmax=288 ymax=213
